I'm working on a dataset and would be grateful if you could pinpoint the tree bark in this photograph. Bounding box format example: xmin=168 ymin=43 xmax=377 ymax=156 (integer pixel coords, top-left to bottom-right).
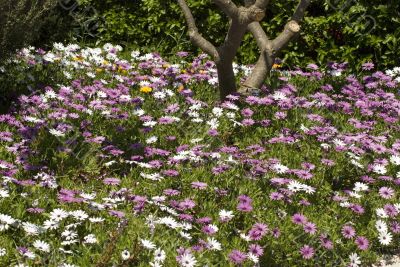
xmin=239 ymin=0 xmax=311 ymax=94
xmin=241 ymin=50 xmax=273 ymax=92
xmin=216 ymin=60 xmax=237 ymax=99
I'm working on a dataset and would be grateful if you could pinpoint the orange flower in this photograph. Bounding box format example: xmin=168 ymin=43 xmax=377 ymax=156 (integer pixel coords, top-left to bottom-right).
xmin=272 ymin=64 xmax=281 ymax=69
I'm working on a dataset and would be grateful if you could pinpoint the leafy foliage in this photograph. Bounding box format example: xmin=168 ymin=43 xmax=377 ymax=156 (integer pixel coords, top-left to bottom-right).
xmin=0 ymin=0 xmax=61 ymax=62
xmin=74 ymin=0 xmax=400 ymax=69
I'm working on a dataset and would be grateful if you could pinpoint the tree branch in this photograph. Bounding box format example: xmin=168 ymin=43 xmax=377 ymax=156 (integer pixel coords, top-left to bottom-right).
xmin=247 ymin=21 xmax=271 ymax=51
xmin=271 ymin=20 xmax=300 ymax=51
xmin=253 ymin=0 xmax=270 ymax=10
xmin=219 ymin=18 xmax=248 ymax=61
xmin=242 ymin=0 xmax=266 ymax=23
xmin=240 ymin=50 xmax=273 ymax=92
xmin=242 ymin=20 xmax=275 ymax=91
xmin=177 ymin=0 xmax=220 ymax=60
xmin=212 ymin=0 xmax=238 ymax=18
xmin=292 ymin=0 xmax=311 ymax=23
xmin=271 ymin=0 xmax=311 ymax=52
xmin=242 ymin=5 xmax=265 ymax=22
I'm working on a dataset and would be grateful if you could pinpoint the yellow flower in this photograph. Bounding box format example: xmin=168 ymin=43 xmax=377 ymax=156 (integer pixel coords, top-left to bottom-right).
xmin=72 ymin=56 xmax=83 ymax=62
xmin=177 ymin=84 xmax=184 ymax=92
xmin=272 ymin=64 xmax=281 ymax=69
xmin=140 ymin=86 xmax=152 ymax=93
xmin=96 ymin=68 xmax=103 ymax=73
xmin=103 ymin=60 xmax=109 ymax=65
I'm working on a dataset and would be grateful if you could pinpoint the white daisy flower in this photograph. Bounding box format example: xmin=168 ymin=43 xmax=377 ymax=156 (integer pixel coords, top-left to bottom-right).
xmin=80 ymin=193 xmax=96 ymax=200
xmin=287 ymin=180 xmax=303 ymax=192
xmin=146 ymin=136 xmax=158 ymax=144
xmin=372 ymin=164 xmax=387 ymax=175
xmin=24 ymin=251 xmax=36 ymax=259
xmin=212 ymin=107 xmax=223 ymax=117
xmin=375 ymin=220 xmax=388 ymax=233
xmin=0 ymin=214 xmax=15 ymax=225
xmin=389 ymin=154 xmax=400 ymax=165
xmin=50 ymin=209 xmax=68 ymax=221
xmin=49 ymin=129 xmax=65 ymax=137
xmin=89 ymin=217 xmax=105 ymax=223
xmin=376 ymin=208 xmax=388 ymax=218
xmin=219 ymin=210 xmax=234 ymax=221
xmin=141 ymin=239 xmax=156 ymax=250
xmin=22 ymin=222 xmax=41 ymax=235
xmin=83 ymin=234 xmax=98 ymax=244
xmin=239 ymin=233 xmax=251 ymax=242
xmin=394 ymin=203 xmax=400 ymax=212
xmin=378 ymin=231 xmax=393 ymax=245
xmin=272 ymin=163 xmax=289 ymax=174
xmin=61 ymin=230 xmax=78 ymax=240
xmin=179 ymin=231 xmax=192 ymax=240
xmin=207 ymin=237 xmax=222 ymax=251
xmin=0 ymin=248 xmax=6 ymax=256
xmin=154 ymin=248 xmax=166 ymax=263
xmin=354 ymin=182 xmax=368 ymax=192
xmin=179 ymin=253 xmax=197 ymax=267
xmin=158 ymin=217 xmax=178 ymax=229
xmin=43 ymin=220 xmax=59 ymax=230
xmin=33 ymin=240 xmax=50 ymax=253
xmin=121 ymin=250 xmax=130 ymax=260
xmin=70 ymin=210 xmax=88 ymax=221
xmin=349 ymin=253 xmax=361 ymax=267
xmin=247 ymin=252 xmax=259 ymax=263
xmin=143 ymin=120 xmax=157 ymax=127
xmin=0 ymin=189 xmax=9 ymax=198
xmin=272 ymin=91 xmax=287 ymax=101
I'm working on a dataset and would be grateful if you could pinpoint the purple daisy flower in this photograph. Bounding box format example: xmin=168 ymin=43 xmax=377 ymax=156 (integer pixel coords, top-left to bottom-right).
xmin=300 ymin=245 xmax=314 ymax=259
xmin=228 ymin=250 xmax=247 ymax=264
xmin=303 ymin=222 xmax=317 ymax=235
xmin=341 ymin=225 xmax=356 ymax=239
xmin=292 ymin=213 xmax=307 ymax=225
xmin=248 ymin=244 xmax=264 ymax=257
xmin=379 ymin=187 xmax=395 ymax=199
xmin=355 ymin=236 xmax=369 ymax=250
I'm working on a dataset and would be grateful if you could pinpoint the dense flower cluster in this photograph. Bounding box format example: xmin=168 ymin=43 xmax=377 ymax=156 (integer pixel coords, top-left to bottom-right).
xmin=0 ymin=43 xmax=399 ymax=266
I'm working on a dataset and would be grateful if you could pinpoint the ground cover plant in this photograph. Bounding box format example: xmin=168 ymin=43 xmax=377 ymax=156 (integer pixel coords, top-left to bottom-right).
xmin=0 ymin=43 xmax=399 ymax=266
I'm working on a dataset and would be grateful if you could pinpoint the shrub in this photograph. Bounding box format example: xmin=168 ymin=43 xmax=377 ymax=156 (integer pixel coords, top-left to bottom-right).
xmin=74 ymin=0 xmax=400 ymax=69
xmin=0 ymin=0 xmax=60 ymax=62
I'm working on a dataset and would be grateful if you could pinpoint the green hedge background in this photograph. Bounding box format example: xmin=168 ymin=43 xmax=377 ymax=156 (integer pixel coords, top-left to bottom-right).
xmin=74 ymin=0 xmax=400 ymax=69
xmin=0 ymin=0 xmax=399 ymax=68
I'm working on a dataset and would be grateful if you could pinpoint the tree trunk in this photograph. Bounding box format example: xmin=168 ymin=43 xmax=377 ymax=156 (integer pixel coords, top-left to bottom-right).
xmin=216 ymin=60 xmax=237 ymax=100
xmin=239 ymin=51 xmax=273 ymax=93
